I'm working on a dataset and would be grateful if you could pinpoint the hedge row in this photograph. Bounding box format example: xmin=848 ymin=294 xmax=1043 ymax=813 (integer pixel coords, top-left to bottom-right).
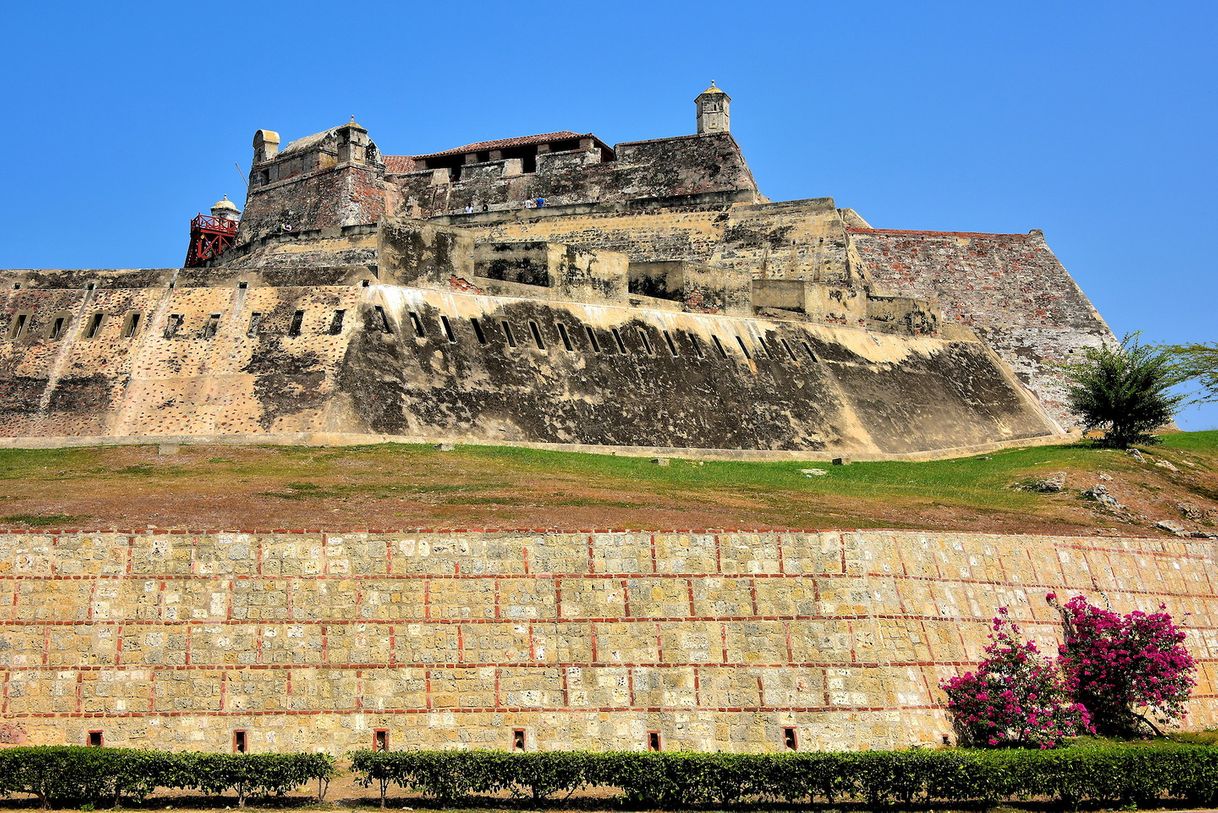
xmin=0 ymin=747 xmax=335 ymax=808
xmin=5 ymin=744 xmax=1218 ymax=809
xmin=350 ymin=744 xmax=1218 ymax=808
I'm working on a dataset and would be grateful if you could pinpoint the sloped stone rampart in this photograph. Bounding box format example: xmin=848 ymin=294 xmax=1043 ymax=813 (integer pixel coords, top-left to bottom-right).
xmin=850 ymin=228 xmax=1116 ymax=427
xmin=0 ymin=271 xmax=1058 ymax=456
xmin=0 ymin=529 xmax=1215 ymax=752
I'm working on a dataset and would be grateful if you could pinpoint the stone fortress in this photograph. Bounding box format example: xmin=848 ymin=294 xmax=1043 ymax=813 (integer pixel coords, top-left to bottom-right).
xmin=0 ymin=84 xmax=1114 ymax=458
xmin=3 ymin=88 xmax=1199 ymax=757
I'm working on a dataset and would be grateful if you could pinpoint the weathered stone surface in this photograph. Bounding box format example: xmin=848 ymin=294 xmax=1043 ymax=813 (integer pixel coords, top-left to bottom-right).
xmin=2 ymin=529 xmax=1216 ymax=753
xmin=0 ymin=230 xmax=1058 ymax=456
xmin=850 ymin=228 xmax=1115 ymax=428
xmin=1015 ymin=472 xmax=1067 ymax=493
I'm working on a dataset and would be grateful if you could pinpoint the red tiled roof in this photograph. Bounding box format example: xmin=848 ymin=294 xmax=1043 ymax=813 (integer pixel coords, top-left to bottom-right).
xmin=410 ymin=131 xmax=588 ymax=160
xmin=383 ymin=155 xmax=416 ymax=174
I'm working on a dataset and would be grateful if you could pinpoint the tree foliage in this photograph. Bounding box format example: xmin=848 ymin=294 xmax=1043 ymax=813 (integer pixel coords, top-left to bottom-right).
xmin=1065 ymin=332 xmax=1186 ymax=448
xmin=941 ymin=609 xmax=1092 ymax=748
xmin=1168 ymin=342 xmax=1218 ymax=404
xmin=1050 ymin=594 xmax=1196 ymax=737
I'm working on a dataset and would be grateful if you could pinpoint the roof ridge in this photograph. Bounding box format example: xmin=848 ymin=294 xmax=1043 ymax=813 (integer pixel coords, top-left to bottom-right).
xmin=847 ymin=226 xmax=1034 ymax=239
xmin=409 ymin=130 xmax=590 ymax=160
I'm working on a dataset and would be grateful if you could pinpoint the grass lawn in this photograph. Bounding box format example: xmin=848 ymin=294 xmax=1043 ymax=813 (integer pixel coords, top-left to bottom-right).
xmin=0 ymin=431 xmax=1211 ymax=534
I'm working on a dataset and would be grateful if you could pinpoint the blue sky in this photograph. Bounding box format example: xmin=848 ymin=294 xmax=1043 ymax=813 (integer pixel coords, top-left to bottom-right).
xmin=0 ymin=1 xmax=1213 ymax=428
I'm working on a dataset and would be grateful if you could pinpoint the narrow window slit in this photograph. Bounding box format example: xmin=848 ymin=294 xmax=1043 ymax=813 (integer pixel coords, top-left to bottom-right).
xmin=374 ymin=729 xmax=389 ymax=752
xmin=802 ymin=341 xmax=818 ymax=362
xmin=247 ymin=312 xmax=263 ymax=337
xmin=584 ymin=325 xmax=602 ymax=353
xmin=329 ymin=310 xmax=345 ymax=335
xmin=233 ymin=730 xmax=248 ymax=753
xmin=501 ymin=320 xmax=517 ymax=348
xmin=735 ymin=335 xmax=752 ymax=359
xmin=288 ymin=310 xmax=304 ymax=337
xmin=408 ymin=311 xmax=425 ymax=338
xmin=663 ymin=330 xmax=679 ymax=357
xmin=610 ymin=327 xmax=627 ymax=354
xmin=556 ymin=323 xmax=574 ymax=351
xmin=689 ymin=334 xmax=705 ymax=358
xmin=164 ymin=314 xmax=183 ymax=339
xmin=512 ymin=729 xmax=526 ymax=752
xmin=84 ymin=312 xmax=104 ymax=339
xmin=87 ymin=731 xmax=103 ymax=748
xmin=712 ymin=335 xmax=728 ymax=358
xmin=528 ymin=320 xmax=546 ymax=349
xmin=10 ymin=314 xmax=27 ymax=339
xmin=122 ymin=313 xmax=141 ymax=338
xmin=780 ymin=337 xmax=798 ymax=361
xmin=783 ymin=727 xmax=798 ymax=751
xmin=201 ymin=313 xmax=220 ymax=339
xmin=647 ymin=731 xmax=662 ymax=752
xmin=637 ymin=329 xmax=654 ymax=355
xmin=50 ymin=317 xmax=66 ymax=340
xmin=471 ymin=317 xmax=487 ymax=345
xmin=440 ymin=315 xmax=456 ymax=342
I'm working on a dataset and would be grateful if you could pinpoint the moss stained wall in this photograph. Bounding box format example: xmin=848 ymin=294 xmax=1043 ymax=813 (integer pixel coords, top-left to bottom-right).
xmin=0 ymin=265 xmax=1058 ymax=455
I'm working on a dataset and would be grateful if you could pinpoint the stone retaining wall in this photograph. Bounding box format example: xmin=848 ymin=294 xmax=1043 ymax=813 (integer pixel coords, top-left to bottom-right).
xmin=1 ymin=529 xmax=1214 ymax=752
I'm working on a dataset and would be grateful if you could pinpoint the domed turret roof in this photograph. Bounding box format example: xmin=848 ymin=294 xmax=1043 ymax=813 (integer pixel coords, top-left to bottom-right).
xmin=698 ymin=80 xmax=728 ymax=96
xmin=211 ymin=195 xmax=240 ymax=214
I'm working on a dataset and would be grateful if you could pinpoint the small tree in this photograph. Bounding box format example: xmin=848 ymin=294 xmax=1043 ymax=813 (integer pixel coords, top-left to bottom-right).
xmin=941 ymin=609 xmax=1092 ymax=748
xmin=1064 ymin=332 xmax=1186 ymax=448
xmin=1050 ymin=594 xmax=1196 ymax=736
xmin=1168 ymin=342 xmax=1218 ymax=404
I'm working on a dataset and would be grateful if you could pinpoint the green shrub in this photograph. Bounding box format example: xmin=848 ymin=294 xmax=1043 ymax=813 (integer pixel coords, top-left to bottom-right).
xmin=348 ymin=743 xmax=1218 ymax=809
xmin=0 ymin=747 xmax=334 ymax=808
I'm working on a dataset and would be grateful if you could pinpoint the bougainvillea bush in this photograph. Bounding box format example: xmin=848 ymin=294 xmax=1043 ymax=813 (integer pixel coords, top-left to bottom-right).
xmin=1050 ymin=593 xmax=1196 ymax=736
xmin=941 ymin=609 xmax=1092 ymax=748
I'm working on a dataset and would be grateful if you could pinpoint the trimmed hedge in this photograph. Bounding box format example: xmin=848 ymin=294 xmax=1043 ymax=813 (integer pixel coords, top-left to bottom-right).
xmin=4 ymin=743 xmax=1218 ymax=809
xmin=0 ymin=747 xmax=335 ymax=808
xmin=350 ymin=743 xmax=1218 ymax=808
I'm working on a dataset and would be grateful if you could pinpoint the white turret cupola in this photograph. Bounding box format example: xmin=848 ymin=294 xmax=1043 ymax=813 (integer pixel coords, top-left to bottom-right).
xmin=210 ymin=195 xmax=241 ymax=222
xmin=695 ymin=81 xmax=731 ymax=134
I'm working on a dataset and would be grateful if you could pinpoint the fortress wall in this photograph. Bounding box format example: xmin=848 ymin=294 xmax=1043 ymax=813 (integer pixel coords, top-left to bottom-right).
xmin=850 ymin=229 xmax=1116 ymax=427
xmin=470 ymin=199 xmax=853 ymax=286
xmin=0 ymin=272 xmax=369 ymax=437
xmin=237 ymin=163 xmax=390 ymax=248
xmin=0 ymin=269 xmax=1058 ymax=454
xmin=340 ymin=287 xmax=1057 ymax=454
xmin=393 ymin=133 xmax=759 ymax=219
xmin=1 ymin=529 xmax=1216 ymax=752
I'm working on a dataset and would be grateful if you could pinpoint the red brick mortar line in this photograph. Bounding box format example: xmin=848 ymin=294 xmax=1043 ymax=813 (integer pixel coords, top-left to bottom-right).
xmin=7 ymin=704 xmax=955 ymax=720
xmin=7 ymin=571 xmax=1213 ymax=608
xmin=10 ymin=610 xmax=1217 ymax=629
xmin=846 ymin=227 xmax=1035 ymax=240
xmin=0 ymin=527 xmax=1186 ymax=544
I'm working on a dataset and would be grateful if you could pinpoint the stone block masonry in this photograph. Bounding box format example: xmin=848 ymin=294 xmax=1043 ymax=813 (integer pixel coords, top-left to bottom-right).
xmin=1 ymin=529 xmax=1216 ymax=752
xmin=850 ymin=228 xmax=1116 ymax=428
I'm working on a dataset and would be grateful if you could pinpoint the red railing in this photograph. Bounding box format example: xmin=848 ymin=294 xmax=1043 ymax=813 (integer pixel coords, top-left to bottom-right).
xmin=189 ymin=213 xmax=239 ymax=235
xmin=184 ymin=213 xmax=239 ymax=267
